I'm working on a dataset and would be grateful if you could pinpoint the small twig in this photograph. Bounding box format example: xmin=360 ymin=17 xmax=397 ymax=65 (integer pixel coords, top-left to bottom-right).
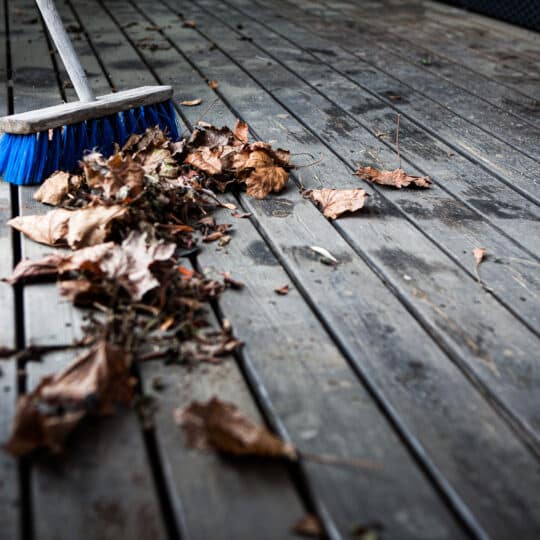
xmin=395 ymin=113 xmax=401 ymax=169
xmin=300 ymin=451 xmax=382 ymax=471
xmin=294 ymin=156 xmax=324 ymax=170
xmin=181 ymin=97 xmax=220 ymax=138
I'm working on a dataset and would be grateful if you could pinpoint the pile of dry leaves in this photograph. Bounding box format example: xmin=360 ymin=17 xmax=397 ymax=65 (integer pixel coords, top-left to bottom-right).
xmin=3 ymin=117 xmax=429 ymax=463
xmin=3 ymin=121 xmax=294 ymax=456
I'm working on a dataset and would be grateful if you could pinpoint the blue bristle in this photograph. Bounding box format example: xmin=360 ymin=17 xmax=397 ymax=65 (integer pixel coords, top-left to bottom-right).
xmin=88 ymin=118 xmax=99 ymax=151
xmin=146 ymin=104 xmax=160 ymax=128
xmin=28 ymin=131 xmax=49 ymax=184
xmin=1 ymin=97 xmax=180 ymax=185
xmin=125 ymin=108 xmax=138 ymax=134
xmin=138 ymin=106 xmax=150 ymax=134
xmin=100 ymin=117 xmax=115 ymax=156
xmin=159 ymin=100 xmax=180 ymax=140
xmin=61 ymin=125 xmax=76 ymax=172
xmin=114 ymin=113 xmax=128 ymax=147
xmin=45 ymin=128 xmax=62 ymax=177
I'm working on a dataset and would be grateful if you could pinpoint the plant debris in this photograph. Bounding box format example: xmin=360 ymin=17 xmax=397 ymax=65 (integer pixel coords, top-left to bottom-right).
xmin=207 ymin=79 xmax=219 ymax=90
xmin=275 ymin=284 xmax=289 ymax=295
xmin=175 ymin=396 xmax=296 ymax=459
xmin=181 ymin=98 xmax=202 ymax=106
xmin=292 ymin=514 xmax=324 ymax=538
xmin=473 ymin=247 xmax=486 ymax=266
xmin=5 ymin=341 xmax=135 ymax=456
xmin=355 ymin=166 xmax=431 ymax=189
xmin=310 ymin=246 xmax=338 ymax=265
xmin=4 ymin=121 xmax=291 ymax=455
xmin=306 ymin=188 xmax=368 ymax=219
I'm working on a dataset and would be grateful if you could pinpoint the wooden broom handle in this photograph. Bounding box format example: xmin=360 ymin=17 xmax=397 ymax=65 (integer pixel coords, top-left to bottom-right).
xmin=35 ymin=0 xmax=96 ymax=102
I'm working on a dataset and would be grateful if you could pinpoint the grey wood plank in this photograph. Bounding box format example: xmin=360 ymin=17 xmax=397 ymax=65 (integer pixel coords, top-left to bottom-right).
xmin=316 ymin=2 xmax=540 ymax=129
xmin=63 ymin=3 xmax=311 ymax=538
xmin=296 ymin=0 xmax=540 ymax=158
xmin=100 ymin=2 xmax=540 ymax=538
xmin=0 ymin=2 xmax=26 ymax=537
xmin=203 ymin=0 xmax=540 ymax=333
xmin=28 ymin=350 xmax=168 ymax=540
xmin=8 ymin=3 xmax=168 ymax=539
xmin=144 ymin=0 xmax=540 ymax=444
xmin=275 ymin=0 xmax=540 ymax=205
xmin=317 ymin=0 xmax=540 ymax=99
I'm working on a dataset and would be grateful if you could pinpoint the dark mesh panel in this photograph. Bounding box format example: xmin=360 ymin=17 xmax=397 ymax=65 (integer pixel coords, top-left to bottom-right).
xmin=443 ymin=1 xmax=540 ymax=32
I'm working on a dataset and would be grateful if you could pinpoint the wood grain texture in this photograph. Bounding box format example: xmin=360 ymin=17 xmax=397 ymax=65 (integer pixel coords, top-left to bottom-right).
xmin=153 ymin=0 xmax=540 ymax=442
xmin=107 ymin=1 xmax=540 ymax=538
xmin=201 ymin=0 xmax=540 ymax=333
xmin=276 ymin=0 xmax=540 ymax=206
xmin=8 ymin=3 xmax=167 ymax=539
xmin=65 ymin=3 xmax=309 ymax=538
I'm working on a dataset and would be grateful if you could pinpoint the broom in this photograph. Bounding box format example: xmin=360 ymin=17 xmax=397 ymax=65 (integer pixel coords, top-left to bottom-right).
xmin=0 ymin=0 xmax=179 ymax=186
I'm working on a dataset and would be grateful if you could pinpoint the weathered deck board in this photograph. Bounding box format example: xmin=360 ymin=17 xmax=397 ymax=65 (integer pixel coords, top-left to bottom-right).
xmin=147 ymin=0 xmax=540 ymax=445
xmin=8 ymin=3 xmax=168 ymax=539
xmin=214 ymin=0 xmax=540 ymax=256
xmin=64 ymin=2 xmax=310 ymax=538
xmin=1 ymin=0 xmax=539 ymax=538
xmin=103 ymin=1 xmax=540 ymax=538
xmin=314 ymin=2 xmax=540 ymax=129
xmin=316 ymin=0 xmax=540 ymax=99
xmin=275 ymin=0 xmax=540 ymax=205
xmin=199 ymin=0 xmax=540 ymax=333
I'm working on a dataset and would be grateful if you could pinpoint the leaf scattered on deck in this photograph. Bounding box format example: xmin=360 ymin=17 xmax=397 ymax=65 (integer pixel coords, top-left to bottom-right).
xmin=307 ymin=188 xmax=368 ymax=219
xmin=175 ymin=396 xmax=297 ymax=459
xmin=355 ymin=166 xmax=431 ymax=188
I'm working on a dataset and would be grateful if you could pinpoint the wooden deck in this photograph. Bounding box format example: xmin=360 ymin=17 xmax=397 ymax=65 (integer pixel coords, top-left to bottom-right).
xmin=1 ymin=0 xmax=540 ymax=538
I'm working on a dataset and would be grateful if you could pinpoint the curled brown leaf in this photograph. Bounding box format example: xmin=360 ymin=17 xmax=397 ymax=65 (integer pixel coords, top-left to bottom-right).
xmin=4 ymin=341 xmax=135 ymax=456
xmin=175 ymin=397 xmax=296 ymax=459
xmin=307 ymin=188 xmax=368 ymax=219
xmin=356 ymin=166 xmax=431 ymax=188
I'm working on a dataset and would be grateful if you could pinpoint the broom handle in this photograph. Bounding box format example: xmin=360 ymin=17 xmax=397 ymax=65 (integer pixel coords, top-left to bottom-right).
xmin=35 ymin=0 xmax=96 ymax=102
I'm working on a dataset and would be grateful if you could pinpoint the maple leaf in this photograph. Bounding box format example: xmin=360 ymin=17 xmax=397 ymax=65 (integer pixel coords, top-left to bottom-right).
xmin=355 ymin=166 xmax=431 ymax=188
xmin=7 ymin=205 xmax=127 ymax=249
xmin=292 ymin=514 xmax=324 ymax=538
xmin=308 ymin=188 xmax=368 ymax=219
xmin=175 ymin=397 xmax=296 ymax=459
xmin=244 ymin=149 xmax=289 ymax=199
xmin=184 ymin=146 xmax=224 ymax=176
xmin=4 ymin=341 xmax=135 ymax=456
xmin=33 ymin=171 xmax=71 ymax=206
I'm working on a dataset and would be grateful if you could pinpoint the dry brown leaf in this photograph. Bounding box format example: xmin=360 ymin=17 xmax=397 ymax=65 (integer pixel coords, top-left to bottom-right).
xmin=292 ymin=514 xmax=324 ymax=538
xmin=99 ymin=232 xmax=176 ymax=300
xmin=244 ymin=150 xmax=289 ymax=199
xmin=356 ymin=166 xmax=431 ymax=188
xmin=182 ymin=19 xmax=196 ymax=28
xmin=4 ymin=341 xmax=135 ymax=456
xmin=34 ymin=171 xmax=71 ymax=206
xmin=275 ymin=284 xmax=289 ymax=295
xmin=180 ymin=98 xmax=202 ymax=106
xmin=308 ymin=188 xmax=368 ymax=219
xmin=175 ymin=397 xmax=296 ymax=459
xmin=208 ymin=79 xmax=219 ymax=90
xmin=473 ymin=247 xmax=486 ymax=266
xmin=184 ymin=147 xmax=224 ymax=175
xmin=8 ymin=206 xmax=126 ymax=249
xmin=233 ymin=119 xmax=249 ymax=145
xmin=4 ymin=242 xmax=115 ymax=284
xmin=231 ymin=211 xmax=252 ymax=219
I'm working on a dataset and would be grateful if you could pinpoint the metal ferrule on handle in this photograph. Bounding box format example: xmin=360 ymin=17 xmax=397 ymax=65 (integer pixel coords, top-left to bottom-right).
xmin=35 ymin=0 xmax=95 ymax=102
